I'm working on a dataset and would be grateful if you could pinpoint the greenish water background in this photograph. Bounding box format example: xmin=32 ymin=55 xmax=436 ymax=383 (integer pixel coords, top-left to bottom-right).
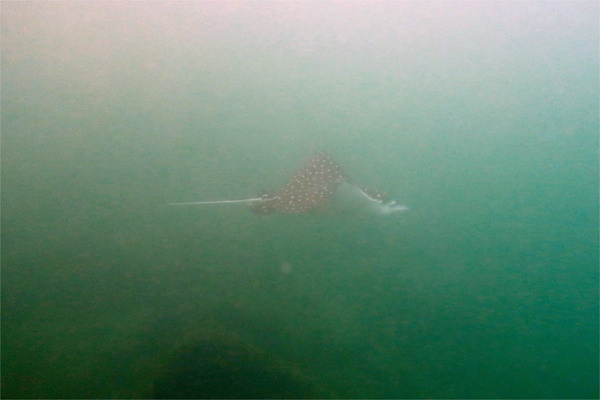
xmin=2 ymin=2 xmax=598 ymax=398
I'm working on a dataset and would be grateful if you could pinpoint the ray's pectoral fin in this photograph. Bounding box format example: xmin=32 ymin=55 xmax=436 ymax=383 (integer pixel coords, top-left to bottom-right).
xmin=249 ymin=151 xmax=346 ymax=214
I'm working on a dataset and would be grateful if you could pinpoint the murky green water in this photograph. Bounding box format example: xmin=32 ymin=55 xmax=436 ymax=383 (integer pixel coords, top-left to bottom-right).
xmin=2 ymin=2 xmax=598 ymax=398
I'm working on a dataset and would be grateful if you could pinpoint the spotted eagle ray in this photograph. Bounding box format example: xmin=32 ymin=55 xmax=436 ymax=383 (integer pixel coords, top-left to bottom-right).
xmin=168 ymin=152 xmax=408 ymax=215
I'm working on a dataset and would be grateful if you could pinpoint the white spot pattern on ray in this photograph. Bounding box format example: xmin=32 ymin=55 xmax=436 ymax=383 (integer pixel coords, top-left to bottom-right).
xmin=249 ymin=152 xmax=346 ymax=214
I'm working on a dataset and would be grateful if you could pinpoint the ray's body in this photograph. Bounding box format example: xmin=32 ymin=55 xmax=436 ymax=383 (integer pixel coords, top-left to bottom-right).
xmin=248 ymin=152 xmax=345 ymax=214
xmin=168 ymin=152 xmax=407 ymax=215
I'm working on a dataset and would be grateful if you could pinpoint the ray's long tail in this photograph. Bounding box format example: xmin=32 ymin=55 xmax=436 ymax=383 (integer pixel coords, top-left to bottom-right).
xmin=167 ymin=198 xmax=262 ymax=206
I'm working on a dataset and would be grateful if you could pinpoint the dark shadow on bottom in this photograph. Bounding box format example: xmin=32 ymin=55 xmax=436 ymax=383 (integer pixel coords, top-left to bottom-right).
xmin=152 ymin=336 xmax=327 ymax=399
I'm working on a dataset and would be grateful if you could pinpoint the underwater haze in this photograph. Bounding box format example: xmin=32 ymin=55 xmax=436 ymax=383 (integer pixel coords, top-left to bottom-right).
xmin=2 ymin=1 xmax=598 ymax=398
